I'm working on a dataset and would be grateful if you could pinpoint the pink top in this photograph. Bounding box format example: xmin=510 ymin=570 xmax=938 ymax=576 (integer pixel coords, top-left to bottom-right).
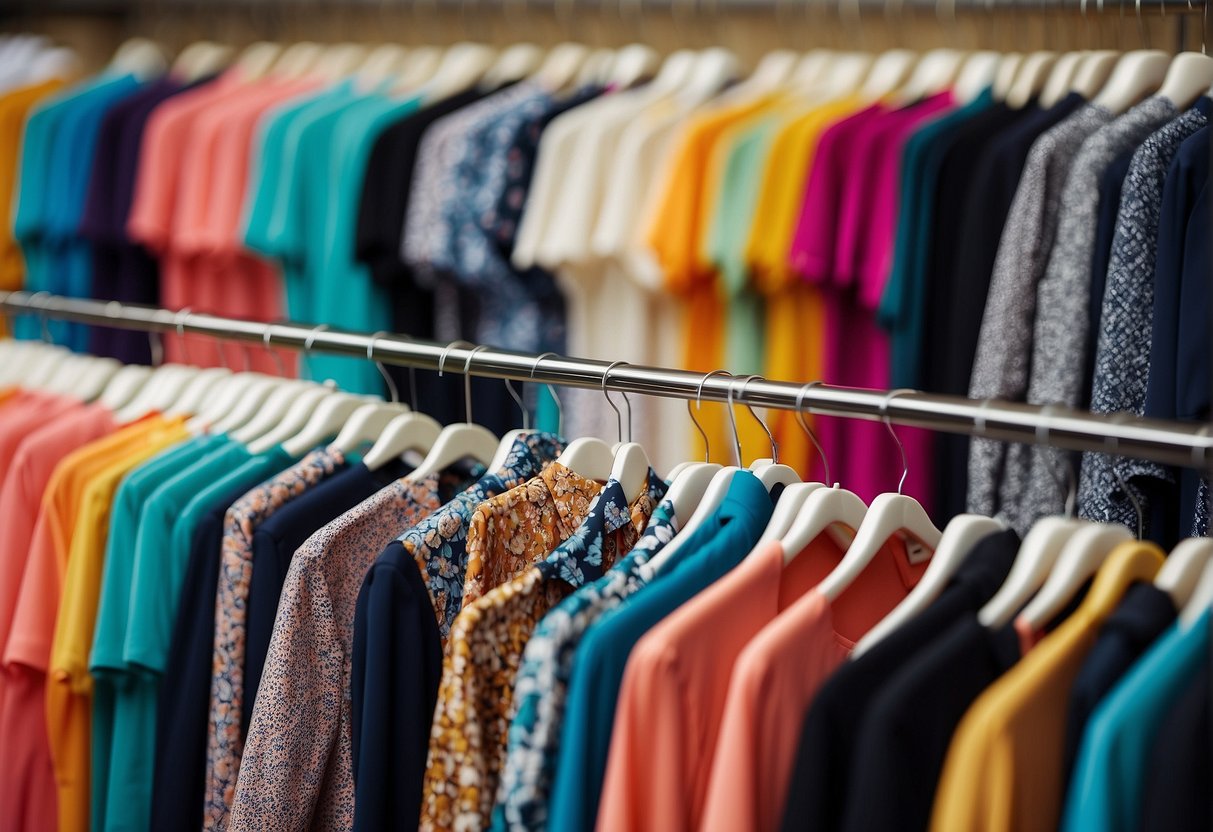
xmin=787 ymin=97 xmax=953 ymax=511
xmin=597 ymin=536 xmax=846 ymax=832
xmin=698 ymin=533 xmax=929 ymax=832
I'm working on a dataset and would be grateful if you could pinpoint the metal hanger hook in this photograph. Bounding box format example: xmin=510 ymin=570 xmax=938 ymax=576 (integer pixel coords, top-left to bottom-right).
xmin=174 ymin=307 xmax=194 ymax=366
xmin=724 ymin=378 xmax=745 ymax=469
xmin=601 ymin=360 xmax=632 ymax=444
xmin=1106 ymin=418 xmax=1145 ymax=540
xmin=530 ymin=352 xmax=563 ymax=437
xmin=881 ymin=388 xmax=916 ymax=495
xmin=735 ymin=375 xmax=779 ymax=464
xmin=462 ymin=345 xmax=490 ymax=424
xmin=262 ymin=322 xmax=287 ymax=378
xmin=366 ymin=331 xmax=400 ymax=404
xmin=303 ymin=324 xmax=330 ymax=382
xmin=692 ymin=369 xmax=733 ymax=464
xmin=796 ymin=382 xmax=831 ymax=486
xmin=1036 ymin=404 xmax=1078 ymax=518
xmin=504 ymin=378 xmax=529 ymax=430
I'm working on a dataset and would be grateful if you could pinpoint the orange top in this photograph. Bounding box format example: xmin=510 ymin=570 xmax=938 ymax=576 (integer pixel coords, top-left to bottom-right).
xmin=598 ymin=536 xmax=846 ymax=832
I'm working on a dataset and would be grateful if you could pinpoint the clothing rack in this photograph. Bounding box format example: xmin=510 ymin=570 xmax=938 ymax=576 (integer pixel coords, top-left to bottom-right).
xmin=5 ymin=290 xmax=1211 ymax=472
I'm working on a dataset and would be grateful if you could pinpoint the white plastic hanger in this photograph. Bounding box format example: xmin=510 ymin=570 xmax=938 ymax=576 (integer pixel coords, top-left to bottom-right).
xmin=485 ymin=351 xmax=564 ymax=474
xmin=852 ymin=514 xmax=1005 ymax=657
xmin=788 ymin=49 xmax=836 ymax=92
xmin=858 ymin=49 xmax=919 ymax=100
xmin=1070 ymin=50 xmax=1119 ymax=99
xmin=664 ymin=462 xmax=724 ymax=525
xmin=755 ymin=482 xmax=825 ymax=548
xmin=244 ymin=386 xmax=335 ymax=454
xmin=165 ymin=367 xmax=231 ymax=418
xmin=951 ymin=50 xmax=1003 ymax=105
xmin=98 ymin=364 xmax=152 ymax=412
xmin=527 ymin=42 xmax=590 ymax=93
xmin=194 ymin=374 xmax=278 ymax=434
xmin=1017 ymin=522 xmax=1134 ymax=631
xmin=325 ymin=332 xmax=413 ymax=454
xmin=416 ymin=43 xmax=498 ymax=103
xmin=1005 ymin=51 xmax=1059 ymax=108
xmin=895 ymin=47 xmax=965 ymax=103
xmin=1180 ymin=559 xmax=1213 ymax=627
xmin=110 ymin=37 xmax=168 ymax=80
xmin=1039 ymin=51 xmax=1085 ymax=107
xmin=269 ymin=42 xmax=325 ymax=79
xmin=1155 ymin=537 xmax=1213 ymax=608
xmin=1155 ymin=51 xmax=1213 ymax=109
xmin=171 ymin=41 xmax=233 ymax=82
xmin=280 ymin=392 xmax=375 ymax=457
xmin=596 ymin=361 xmax=653 ymax=500
xmin=233 ymin=42 xmax=283 ymax=80
xmin=114 ymin=364 xmax=200 ymax=425
xmin=992 ymin=53 xmax=1025 ymax=102
xmin=810 ymin=392 xmax=942 ymax=601
xmin=312 ymin=43 xmax=370 ymax=81
xmin=979 ymin=516 xmax=1086 ymax=626
xmin=484 ymin=43 xmax=545 ymax=89
xmin=405 ymin=343 xmax=500 ymax=481
xmin=355 ymin=44 xmax=408 ymax=87
xmin=393 ymin=46 xmax=444 ymax=92
xmin=712 ymin=49 xmax=797 ymax=106
xmin=51 ymin=356 xmax=121 ymax=403
xmin=733 ymin=376 xmax=801 ymax=492
xmin=360 ymin=410 xmax=443 ymax=471
xmin=1092 ymin=49 xmax=1171 ymax=114
xmin=606 ymin=43 xmax=660 ymax=88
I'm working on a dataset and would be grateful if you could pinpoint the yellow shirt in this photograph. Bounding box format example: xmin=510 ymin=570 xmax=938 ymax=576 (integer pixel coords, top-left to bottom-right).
xmin=45 ymin=416 xmax=186 ymax=832
xmin=929 ymin=542 xmax=1165 ymax=832
xmin=646 ymin=94 xmax=782 ymax=462
xmin=746 ymin=96 xmax=863 ymax=475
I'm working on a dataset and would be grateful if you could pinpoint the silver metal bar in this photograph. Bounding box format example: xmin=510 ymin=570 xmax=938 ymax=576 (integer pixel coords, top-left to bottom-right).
xmin=4 ymin=290 xmax=1212 ymax=471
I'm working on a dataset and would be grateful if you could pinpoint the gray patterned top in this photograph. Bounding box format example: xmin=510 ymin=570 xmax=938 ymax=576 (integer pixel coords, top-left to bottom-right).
xmin=998 ymin=97 xmax=1179 ymax=534
xmin=1079 ymin=103 xmax=1210 ymax=532
xmin=967 ymin=102 xmax=1114 ymax=517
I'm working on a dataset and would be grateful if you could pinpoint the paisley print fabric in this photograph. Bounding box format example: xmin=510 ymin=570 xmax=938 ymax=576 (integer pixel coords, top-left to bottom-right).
xmin=421 ymin=473 xmax=666 ymax=832
xmin=203 ymin=448 xmax=347 ymax=831
xmin=228 ymin=464 xmax=481 ymax=832
xmin=402 ymin=432 xmax=564 ymax=640
xmin=494 ymin=501 xmax=680 ymax=832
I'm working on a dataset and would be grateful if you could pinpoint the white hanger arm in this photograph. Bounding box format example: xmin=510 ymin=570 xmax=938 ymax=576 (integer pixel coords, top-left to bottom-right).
xmin=663 ymin=462 xmax=723 ymax=523
xmin=165 ymin=367 xmax=231 ymax=417
xmin=858 ymin=49 xmax=918 ymax=100
xmin=1180 ymin=559 xmax=1213 ymax=627
xmin=815 ymin=492 xmax=942 ymax=603
xmin=609 ymin=442 xmax=653 ymax=503
xmin=197 ymin=375 xmax=279 ymax=435
xmin=755 ymin=481 xmax=824 ymax=549
xmin=280 ymin=393 xmax=376 ymax=458
xmin=781 ymin=485 xmax=868 ymax=564
xmin=1005 ymin=51 xmax=1058 ymax=109
xmin=98 ymin=364 xmax=153 ymax=412
xmin=640 ymin=466 xmax=740 ymax=579
xmin=484 ymin=43 xmax=545 ymax=89
xmin=852 ymin=514 xmax=1005 ymax=657
xmin=330 ymin=402 xmax=412 ymax=455
xmin=1016 ymin=523 xmax=1133 ymax=631
xmin=978 ymin=516 xmax=1085 ymax=627
xmin=1070 ymin=50 xmax=1119 ymax=99
xmin=607 ymin=43 xmax=660 ymax=88
xmin=1155 ymin=51 xmax=1213 ymax=109
xmin=361 ymin=411 xmax=444 ymax=471
xmin=245 ymin=387 xmax=336 ymax=455
xmin=757 ymin=462 xmax=801 ymax=492
xmin=405 ymin=421 xmax=499 ymax=480
xmin=556 ymin=436 xmax=616 ymax=483
xmin=951 ymin=51 xmax=1002 ymax=105
xmin=1155 ymin=537 xmax=1213 ymax=609
xmin=115 ymin=364 xmax=200 ymax=425
xmin=1092 ymin=50 xmax=1171 ymax=114
xmin=1039 ymin=51 xmax=1084 ymax=107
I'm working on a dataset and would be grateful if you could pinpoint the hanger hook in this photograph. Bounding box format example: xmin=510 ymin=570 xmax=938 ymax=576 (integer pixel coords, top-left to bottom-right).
xmin=1036 ymin=404 xmax=1078 ymax=518
xmin=530 ymin=352 xmax=563 ymax=436
xmin=1106 ymin=418 xmax=1145 ymax=539
xmin=1137 ymin=0 xmax=1149 ymax=44
xmin=366 ymin=331 xmax=400 ymax=404
xmin=174 ymin=307 xmax=193 ymax=366
xmin=504 ymin=377 xmax=529 ymax=430
xmin=600 ymin=360 xmax=632 ymax=443
xmin=735 ymin=375 xmax=779 ymax=464
xmin=881 ymin=388 xmax=916 ymax=495
xmin=796 ymin=381 xmax=831 ymax=486
xmin=462 ymin=345 xmax=490 ymax=424
xmin=303 ymin=324 xmax=330 ymax=382
xmin=723 ymin=376 xmax=746 ymax=468
xmin=263 ymin=322 xmax=287 ymax=377
xmin=693 ymin=369 xmax=732 ymax=463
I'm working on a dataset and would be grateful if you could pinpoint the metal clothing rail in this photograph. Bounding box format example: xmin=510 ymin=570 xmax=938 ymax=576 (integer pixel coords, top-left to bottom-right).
xmin=3 ymin=289 xmax=1212 ymax=472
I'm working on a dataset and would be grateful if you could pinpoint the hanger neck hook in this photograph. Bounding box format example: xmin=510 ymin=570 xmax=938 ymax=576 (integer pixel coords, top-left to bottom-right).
xmin=263 ymin=323 xmax=287 ymax=377
xmin=366 ymin=331 xmax=400 ymax=404
xmin=796 ymin=382 xmax=830 ymax=486
xmin=724 ymin=378 xmax=745 ymax=468
xmin=462 ymin=345 xmax=490 ymax=424
xmin=174 ymin=307 xmax=193 ymax=367
xmin=881 ymin=388 xmax=915 ymax=495
xmin=437 ymin=338 xmax=475 ymax=415
xmin=1035 ymin=403 xmax=1077 ymax=518
xmin=303 ymin=324 xmax=330 ymax=382
xmin=1106 ymin=418 xmax=1144 ymax=539
xmin=693 ymin=369 xmax=732 ymax=464
xmin=735 ymin=375 xmax=778 ymax=464
xmin=530 ymin=351 xmax=563 ymax=436
xmin=601 ymin=360 xmax=631 ymax=443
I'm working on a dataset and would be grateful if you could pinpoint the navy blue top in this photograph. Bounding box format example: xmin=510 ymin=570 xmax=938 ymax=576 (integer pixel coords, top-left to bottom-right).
xmin=1062 ymin=583 xmax=1176 ymax=788
xmin=243 ymin=458 xmax=409 ymax=731
xmin=151 ymin=476 xmax=259 ymax=832
xmin=781 ymin=528 xmax=1020 ymax=832
xmin=1178 ymin=178 xmax=1212 ymax=533
xmin=1140 ymin=655 xmax=1211 ymax=832
xmin=1085 ymin=145 xmax=1136 ymax=407
xmin=350 ymin=541 xmax=442 ymax=832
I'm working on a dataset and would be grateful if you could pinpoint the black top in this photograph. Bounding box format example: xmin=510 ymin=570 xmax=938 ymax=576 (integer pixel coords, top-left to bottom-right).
xmin=839 ymin=615 xmax=1023 ymax=832
xmin=242 ymin=458 xmax=409 ymax=731
xmin=1139 ymin=654 xmax=1211 ymax=832
xmin=930 ymin=93 xmax=1085 ymax=521
xmin=780 ymin=528 xmax=1020 ymax=832
xmin=350 ymin=540 xmax=443 ymax=832
xmin=150 ymin=477 xmax=259 ymax=832
xmin=1062 ymin=582 xmax=1176 ymax=788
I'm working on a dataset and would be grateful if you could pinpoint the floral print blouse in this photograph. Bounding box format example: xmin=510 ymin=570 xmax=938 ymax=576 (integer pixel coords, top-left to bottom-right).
xmin=227 ymin=463 xmax=481 ymax=832
xmin=204 ymin=448 xmax=347 ymax=831
xmin=420 ymin=471 xmax=667 ymax=832
xmin=401 ymin=432 xmax=564 ymax=640
xmin=493 ymin=500 xmax=680 ymax=832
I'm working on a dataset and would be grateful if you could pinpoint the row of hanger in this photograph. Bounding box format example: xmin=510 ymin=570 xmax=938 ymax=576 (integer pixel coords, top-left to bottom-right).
xmin=4 ymin=313 xmax=1213 ymax=648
